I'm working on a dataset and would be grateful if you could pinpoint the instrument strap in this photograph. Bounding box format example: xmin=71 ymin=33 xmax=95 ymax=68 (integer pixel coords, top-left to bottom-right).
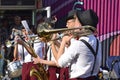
xmin=43 ymin=43 xmax=49 ymax=60
xmin=80 ymin=39 xmax=99 ymax=75
xmin=22 ymin=45 xmax=25 ymax=61
xmin=49 ymin=47 xmax=52 ymax=61
xmin=31 ymin=42 xmax=34 ymax=61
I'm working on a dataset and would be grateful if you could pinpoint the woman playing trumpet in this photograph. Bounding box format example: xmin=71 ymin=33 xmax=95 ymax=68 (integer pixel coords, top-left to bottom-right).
xmin=13 ymin=26 xmax=45 ymax=80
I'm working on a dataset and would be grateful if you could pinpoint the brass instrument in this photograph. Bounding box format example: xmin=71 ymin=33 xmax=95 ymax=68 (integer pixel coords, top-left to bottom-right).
xmin=37 ymin=22 xmax=96 ymax=42
xmin=24 ymin=41 xmax=48 ymax=80
xmin=5 ymin=35 xmax=40 ymax=48
xmin=5 ymin=40 xmax=15 ymax=48
xmin=30 ymin=67 xmax=41 ymax=80
xmin=30 ymin=64 xmax=48 ymax=80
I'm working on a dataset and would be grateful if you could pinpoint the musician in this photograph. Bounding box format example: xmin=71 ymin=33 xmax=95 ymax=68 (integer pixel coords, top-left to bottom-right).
xmin=33 ymin=9 xmax=102 ymax=80
xmin=13 ymin=26 xmax=44 ymax=80
xmin=45 ymin=37 xmax=60 ymax=80
xmin=43 ymin=16 xmax=61 ymax=80
xmin=59 ymin=10 xmax=77 ymax=80
xmin=33 ymin=10 xmax=75 ymax=80
xmin=45 ymin=10 xmax=77 ymax=80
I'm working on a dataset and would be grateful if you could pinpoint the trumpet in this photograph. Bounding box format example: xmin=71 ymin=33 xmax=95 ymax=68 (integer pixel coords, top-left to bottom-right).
xmin=5 ymin=34 xmax=41 ymax=48
xmin=5 ymin=34 xmax=24 ymax=48
xmin=5 ymin=40 xmax=15 ymax=48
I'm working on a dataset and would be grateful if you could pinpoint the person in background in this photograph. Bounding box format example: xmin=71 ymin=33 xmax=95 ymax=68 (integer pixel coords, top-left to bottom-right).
xmin=0 ymin=18 xmax=11 ymax=77
xmin=34 ymin=9 xmax=102 ymax=80
xmin=10 ymin=16 xmax=23 ymax=39
xmin=1 ymin=18 xmax=10 ymax=41
xmin=13 ymin=26 xmax=45 ymax=80
xmin=0 ymin=44 xmax=5 ymax=78
xmin=11 ymin=16 xmax=23 ymax=30
xmin=6 ymin=16 xmax=23 ymax=63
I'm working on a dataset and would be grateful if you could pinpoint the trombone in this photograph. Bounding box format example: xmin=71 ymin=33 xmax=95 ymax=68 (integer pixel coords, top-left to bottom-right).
xmin=5 ymin=25 xmax=95 ymax=47
xmin=36 ymin=24 xmax=96 ymax=42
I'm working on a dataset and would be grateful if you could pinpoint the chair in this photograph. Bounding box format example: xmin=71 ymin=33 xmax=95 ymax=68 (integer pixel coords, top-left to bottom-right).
xmin=106 ymin=56 xmax=120 ymax=79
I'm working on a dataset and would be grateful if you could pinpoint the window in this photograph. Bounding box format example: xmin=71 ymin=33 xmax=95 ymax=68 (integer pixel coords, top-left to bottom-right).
xmin=1 ymin=0 xmax=35 ymax=5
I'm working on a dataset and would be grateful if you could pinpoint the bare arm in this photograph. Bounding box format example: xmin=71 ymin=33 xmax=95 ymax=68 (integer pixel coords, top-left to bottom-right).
xmin=41 ymin=59 xmax=57 ymax=66
xmin=51 ymin=35 xmax=72 ymax=63
xmin=13 ymin=44 xmax=18 ymax=61
xmin=56 ymin=40 xmax=66 ymax=61
xmin=16 ymin=38 xmax=37 ymax=58
xmin=13 ymin=35 xmax=19 ymax=61
xmin=22 ymin=41 xmax=38 ymax=58
xmin=57 ymin=35 xmax=73 ymax=62
xmin=50 ymin=41 xmax=59 ymax=60
xmin=49 ymin=34 xmax=61 ymax=61
xmin=33 ymin=56 xmax=59 ymax=67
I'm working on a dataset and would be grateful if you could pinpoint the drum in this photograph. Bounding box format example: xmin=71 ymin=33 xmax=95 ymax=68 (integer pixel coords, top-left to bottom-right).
xmin=7 ymin=60 xmax=23 ymax=78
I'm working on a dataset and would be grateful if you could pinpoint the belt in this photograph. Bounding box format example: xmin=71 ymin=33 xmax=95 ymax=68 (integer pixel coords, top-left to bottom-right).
xmin=70 ymin=76 xmax=96 ymax=80
xmin=77 ymin=76 xmax=96 ymax=80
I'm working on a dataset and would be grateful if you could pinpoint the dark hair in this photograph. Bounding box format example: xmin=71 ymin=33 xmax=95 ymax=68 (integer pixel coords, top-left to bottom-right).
xmin=66 ymin=10 xmax=76 ymax=21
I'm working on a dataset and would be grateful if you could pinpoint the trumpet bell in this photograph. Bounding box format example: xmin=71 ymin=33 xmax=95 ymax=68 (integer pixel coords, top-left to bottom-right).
xmin=37 ymin=22 xmax=53 ymax=42
xmin=37 ymin=22 xmax=52 ymax=34
xmin=5 ymin=40 xmax=14 ymax=48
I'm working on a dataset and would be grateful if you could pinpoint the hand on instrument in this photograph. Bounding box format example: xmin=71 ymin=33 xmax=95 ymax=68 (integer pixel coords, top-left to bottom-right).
xmin=33 ymin=55 xmax=42 ymax=64
xmin=14 ymin=35 xmax=24 ymax=45
xmin=51 ymin=33 xmax=58 ymax=40
xmin=62 ymin=35 xmax=73 ymax=47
